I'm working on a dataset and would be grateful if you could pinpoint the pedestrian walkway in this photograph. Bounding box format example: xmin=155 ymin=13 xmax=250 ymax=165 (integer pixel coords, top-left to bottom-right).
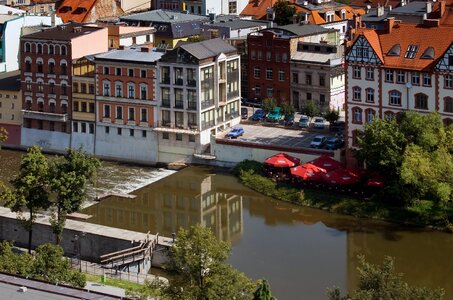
xmin=85 ymin=282 xmax=125 ymax=298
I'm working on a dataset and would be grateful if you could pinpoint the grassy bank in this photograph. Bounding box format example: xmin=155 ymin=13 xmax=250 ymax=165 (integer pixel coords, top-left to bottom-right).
xmin=84 ymin=273 xmax=144 ymax=293
xmin=234 ymin=160 xmax=453 ymax=230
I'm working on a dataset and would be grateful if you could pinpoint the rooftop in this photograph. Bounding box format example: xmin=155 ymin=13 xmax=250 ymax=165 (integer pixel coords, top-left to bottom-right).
xmin=120 ymin=9 xmax=208 ymax=23
xmin=94 ymin=46 xmax=164 ymax=63
xmin=278 ymin=23 xmax=336 ymax=36
xmin=207 ymin=19 xmax=269 ymax=30
xmin=389 ymin=1 xmax=434 ymax=16
xmin=22 ymin=23 xmax=103 ymax=41
xmin=0 ymin=15 xmax=20 ymax=24
xmin=0 ymin=70 xmax=21 ymax=91
xmin=179 ymin=38 xmax=237 ymax=60
xmin=57 ymin=0 xmax=97 ymax=23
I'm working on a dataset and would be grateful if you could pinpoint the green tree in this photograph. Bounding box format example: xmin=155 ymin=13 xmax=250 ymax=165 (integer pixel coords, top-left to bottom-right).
xmin=31 ymin=243 xmax=86 ymax=288
xmin=0 ymin=127 xmax=7 ymax=143
xmin=1 ymin=146 xmax=51 ymax=253
xmin=49 ymin=148 xmax=100 ymax=244
xmin=304 ymin=100 xmax=319 ymax=120
xmin=273 ymin=0 xmax=296 ymax=26
xmin=253 ymin=279 xmax=277 ymax=300
xmin=139 ymin=225 xmax=255 ymax=300
xmin=263 ymin=98 xmax=277 ymax=113
xmin=327 ymin=256 xmax=444 ymax=300
xmin=0 ymin=241 xmax=33 ymax=276
xmin=280 ymin=102 xmax=295 ymax=118
xmin=324 ymin=109 xmax=340 ymax=124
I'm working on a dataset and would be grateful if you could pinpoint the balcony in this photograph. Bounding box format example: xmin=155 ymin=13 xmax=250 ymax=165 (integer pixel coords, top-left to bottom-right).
xmin=22 ymin=110 xmax=68 ymax=122
xmin=154 ymin=121 xmax=199 ymax=133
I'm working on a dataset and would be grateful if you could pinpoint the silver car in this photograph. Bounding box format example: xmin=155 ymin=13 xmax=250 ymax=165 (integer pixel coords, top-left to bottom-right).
xmin=310 ymin=135 xmax=327 ymax=148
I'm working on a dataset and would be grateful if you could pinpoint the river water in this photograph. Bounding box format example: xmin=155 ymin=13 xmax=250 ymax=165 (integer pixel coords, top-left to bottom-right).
xmin=1 ymin=150 xmax=452 ymax=299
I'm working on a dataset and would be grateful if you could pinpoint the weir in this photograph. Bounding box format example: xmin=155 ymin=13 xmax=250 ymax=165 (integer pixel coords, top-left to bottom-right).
xmin=0 ymin=207 xmax=172 ymax=273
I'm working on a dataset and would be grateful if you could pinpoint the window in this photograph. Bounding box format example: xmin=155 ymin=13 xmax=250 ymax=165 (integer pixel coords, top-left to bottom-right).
xmin=254 ymin=67 xmax=260 ymax=79
xmin=384 ymin=111 xmax=395 ymax=121
xmin=412 ymin=72 xmax=420 ymax=85
xmin=366 ymin=88 xmax=374 ymax=103
xmin=415 ymin=93 xmax=428 ymax=110
xmin=189 ymin=135 xmax=195 ymax=142
xmin=257 ymin=51 xmax=262 ymax=60
xmin=279 ymin=70 xmax=285 ymax=81
xmin=251 ymin=50 xmax=256 ymax=60
xmin=365 ymin=109 xmax=375 ymax=123
xmin=445 ymin=97 xmax=453 ymax=113
xmin=353 ymin=86 xmax=361 ymax=101
xmin=25 ymin=43 xmax=31 ymax=52
xmin=26 ymin=80 xmax=32 ymax=91
xmin=176 ymin=133 xmax=182 ymax=141
xmin=61 ymin=45 xmax=67 ymax=55
xmin=385 ymin=69 xmax=394 ymax=82
xmin=306 ymin=92 xmax=312 ymax=100
xmin=105 ymin=126 xmax=110 ymax=134
xmin=89 ymin=103 xmax=94 ymax=113
xmin=37 ymin=61 xmax=43 ymax=73
xmin=162 ymin=132 xmax=169 ymax=139
xmin=81 ymin=83 xmax=87 ymax=94
xmin=423 ymin=73 xmax=431 ymax=86
xmin=142 ymin=130 xmax=147 ymax=138
xmin=141 ymin=70 xmax=146 ymax=78
xmin=356 ymin=46 xmax=368 ymax=59
xmin=267 ymin=87 xmax=273 ymax=97
xmin=128 ymin=69 xmax=134 ymax=77
xmin=449 ymin=55 xmax=453 ymax=66
xmin=104 ymin=66 xmax=109 ymax=75
xmin=73 ymin=101 xmax=79 ymax=111
xmin=396 ymin=70 xmax=405 ymax=84
xmin=320 ymin=94 xmax=325 ymax=104
xmin=61 ymin=83 xmax=67 ymax=95
xmin=266 ymin=68 xmax=273 ymax=80
xmin=73 ymin=122 xmax=78 ymax=132
xmin=104 ymin=105 xmax=110 ymax=118
xmin=128 ymin=84 xmax=135 ymax=98
xmin=141 ymin=108 xmax=147 ymax=122
xmin=38 ymin=81 xmax=43 ymax=92
xmin=89 ymin=123 xmax=94 ymax=134
xmin=292 ymin=72 xmax=299 ymax=84
xmin=49 ymin=45 xmax=54 ymax=54
xmin=275 ymin=53 xmax=280 ymax=62
xmin=445 ymin=75 xmax=453 ymax=88
xmin=254 ymin=85 xmax=261 ymax=96
xmin=352 ymin=107 xmax=362 ymax=124
xmin=103 ymin=81 xmax=111 ymax=96
xmin=37 ymin=44 xmax=42 ymax=54
xmin=116 ymin=68 xmax=121 ymax=76
xmin=404 ymin=45 xmax=419 ymax=59
xmin=25 ymin=60 xmax=31 ymax=72
xmin=115 ymin=83 xmax=122 ymax=97
xmin=61 ymin=62 xmax=67 ymax=75
xmin=140 ymin=85 xmax=147 ymax=100
xmin=266 ymin=51 xmax=271 ymax=61
xmin=117 ymin=128 xmax=122 ymax=135
xmin=282 ymin=53 xmax=288 ymax=63
xmin=128 ymin=107 xmax=135 ymax=121
xmin=49 ymin=62 xmax=55 ymax=74
xmin=366 ymin=67 xmax=374 ymax=80
xmin=389 ymin=90 xmax=401 ymax=106
xmin=62 ymin=103 xmax=67 ymax=114
xmin=116 ymin=106 xmax=123 ymax=119
xmin=89 ymin=84 xmax=95 ymax=94
xmin=73 ymin=83 xmax=79 ymax=93
xmin=353 ymin=66 xmax=361 ymax=79
xmin=130 ymin=129 xmax=134 ymax=136
xmin=306 ymin=73 xmax=312 ymax=85
xmin=81 ymin=122 xmax=86 ymax=133
xmin=319 ymin=74 xmax=325 ymax=86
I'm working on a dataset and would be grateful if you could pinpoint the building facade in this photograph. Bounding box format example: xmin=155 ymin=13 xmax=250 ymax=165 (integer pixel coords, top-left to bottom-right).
xmin=20 ymin=23 xmax=108 ymax=151
xmin=345 ymin=20 xmax=453 ymax=155
xmin=94 ymin=46 xmax=163 ymax=163
xmin=0 ymin=71 xmax=21 ymax=145
xmin=156 ymin=38 xmax=241 ymax=163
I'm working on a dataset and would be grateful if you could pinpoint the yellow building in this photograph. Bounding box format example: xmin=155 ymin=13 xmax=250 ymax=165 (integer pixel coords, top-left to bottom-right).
xmin=0 ymin=71 xmax=22 ymax=146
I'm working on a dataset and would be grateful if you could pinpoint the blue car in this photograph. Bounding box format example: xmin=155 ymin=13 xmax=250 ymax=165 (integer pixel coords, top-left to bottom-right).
xmin=227 ymin=127 xmax=244 ymax=138
xmin=251 ymin=109 xmax=266 ymax=121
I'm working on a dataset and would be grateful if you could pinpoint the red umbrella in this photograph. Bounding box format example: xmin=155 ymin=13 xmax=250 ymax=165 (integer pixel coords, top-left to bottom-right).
xmin=323 ymin=168 xmax=360 ymax=185
xmin=264 ymin=153 xmax=300 ymax=168
xmin=309 ymin=155 xmax=343 ymax=172
xmin=290 ymin=164 xmax=326 ymax=181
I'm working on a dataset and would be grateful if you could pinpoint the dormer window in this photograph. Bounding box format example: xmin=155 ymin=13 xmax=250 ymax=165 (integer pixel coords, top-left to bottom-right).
xmin=325 ymin=12 xmax=334 ymax=23
xmin=421 ymin=47 xmax=434 ymax=59
xmin=404 ymin=45 xmax=419 ymax=59
xmin=341 ymin=9 xmax=346 ymax=20
xmin=388 ymin=44 xmax=400 ymax=56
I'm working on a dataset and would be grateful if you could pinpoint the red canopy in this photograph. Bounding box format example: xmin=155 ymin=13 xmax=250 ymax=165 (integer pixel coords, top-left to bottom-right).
xmin=323 ymin=168 xmax=360 ymax=185
xmin=366 ymin=174 xmax=385 ymax=188
xmin=290 ymin=164 xmax=326 ymax=181
xmin=309 ymin=155 xmax=343 ymax=172
xmin=264 ymin=153 xmax=300 ymax=168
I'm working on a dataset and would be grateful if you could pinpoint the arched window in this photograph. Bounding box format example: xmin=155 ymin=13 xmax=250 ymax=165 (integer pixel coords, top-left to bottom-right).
xmin=353 ymin=86 xmax=361 ymax=101
xmin=49 ymin=99 xmax=56 ymax=113
xmin=352 ymin=107 xmax=362 ymax=124
xmin=128 ymin=82 xmax=135 ymax=99
xmin=445 ymin=97 xmax=453 ymax=113
xmin=414 ymin=93 xmax=428 ymax=110
xmin=115 ymin=81 xmax=123 ymax=97
xmin=384 ymin=111 xmax=395 ymax=121
xmin=24 ymin=57 xmax=32 ymax=72
xmin=24 ymin=42 xmax=31 ymax=52
xmin=60 ymin=60 xmax=68 ymax=75
xmin=103 ymin=80 xmax=111 ymax=96
xmin=389 ymin=90 xmax=401 ymax=106
xmin=49 ymin=44 xmax=54 ymax=55
xmin=37 ymin=44 xmax=42 ymax=54
xmin=36 ymin=57 xmax=43 ymax=73
xmin=365 ymin=108 xmax=376 ymax=123
xmin=365 ymin=88 xmax=374 ymax=103
xmin=61 ymin=45 xmax=67 ymax=56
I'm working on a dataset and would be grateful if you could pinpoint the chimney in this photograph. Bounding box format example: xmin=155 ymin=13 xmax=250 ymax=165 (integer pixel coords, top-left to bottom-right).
xmin=385 ymin=17 xmax=395 ymax=33
xmin=426 ymin=2 xmax=432 ymax=13
xmin=141 ymin=47 xmax=149 ymax=52
xmin=366 ymin=5 xmax=371 ymax=14
xmin=440 ymin=0 xmax=446 ymax=16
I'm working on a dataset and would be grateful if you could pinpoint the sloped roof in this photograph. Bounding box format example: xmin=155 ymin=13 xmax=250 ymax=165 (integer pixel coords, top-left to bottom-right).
xmin=57 ymin=0 xmax=96 ymax=23
xmin=120 ymin=9 xmax=208 ymax=23
xmin=22 ymin=23 xmax=102 ymax=41
xmin=291 ymin=3 xmax=364 ymax=25
xmin=95 ymin=46 xmax=164 ymax=63
xmin=352 ymin=23 xmax=453 ymax=71
xmin=241 ymin=0 xmax=297 ymax=20
xmin=279 ymin=23 xmax=336 ymax=36
xmin=350 ymin=0 xmax=401 ymax=9
xmin=179 ymin=38 xmax=237 ymax=60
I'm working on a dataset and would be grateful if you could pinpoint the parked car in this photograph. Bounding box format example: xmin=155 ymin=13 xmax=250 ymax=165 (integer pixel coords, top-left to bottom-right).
xmin=313 ymin=117 xmax=326 ymax=129
xmin=267 ymin=107 xmax=282 ymax=122
xmin=241 ymin=107 xmax=248 ymax=119
xmin=227 ymin=127 xmax=244 ymax=138
xmin=329 ymin=121 xmax=345 ymax=133
xmin=251 ymin=109 xmax=267 ymax=121
xmin=298 ymin=115 xmax=309 ymax=128
xmin=310 ymin=135 xmax=327 ymax=148
xmin=324 ymin=137 xmax=344 ymax=150
xmin=284 ymin=115 xmax=295 ymax=126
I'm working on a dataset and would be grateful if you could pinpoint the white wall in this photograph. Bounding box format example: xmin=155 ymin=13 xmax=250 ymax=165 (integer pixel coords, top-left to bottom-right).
xmin=21 ymin=127 xmax=70 ymax=152
xmin=71 ymin=132 xmax=95 ymax=153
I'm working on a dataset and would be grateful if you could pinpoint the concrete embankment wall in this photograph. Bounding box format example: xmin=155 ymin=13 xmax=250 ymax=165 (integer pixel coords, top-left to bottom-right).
xmin=0 ymin=207 xmax=171 ymax=265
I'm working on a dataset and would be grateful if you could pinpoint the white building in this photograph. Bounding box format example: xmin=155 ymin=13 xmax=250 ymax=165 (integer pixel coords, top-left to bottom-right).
xmin=185 ymin=0 xmax=248 ymax=15
xmin=155 ymin=38 xmax=241 ymax=163
xmin=345 ymin=19 xmax=453 ymax=154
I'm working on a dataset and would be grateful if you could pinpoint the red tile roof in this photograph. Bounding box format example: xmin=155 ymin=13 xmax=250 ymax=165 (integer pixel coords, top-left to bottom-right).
xmin=353 ymin=22 xmax=453 ymax=71
xmin=241 ymin=0 xmax=297 ymax=20
xmin=291 ymin=4 xmax=364 ymax=25
xmin=350 ymin=0 xmax=401 ymax=9
xmin=57 ymin=0 xmax=96 ymax=23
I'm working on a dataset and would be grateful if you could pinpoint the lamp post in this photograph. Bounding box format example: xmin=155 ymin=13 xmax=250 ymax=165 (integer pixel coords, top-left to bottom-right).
xmin=405 ymin=81 xmax=412 ymax=111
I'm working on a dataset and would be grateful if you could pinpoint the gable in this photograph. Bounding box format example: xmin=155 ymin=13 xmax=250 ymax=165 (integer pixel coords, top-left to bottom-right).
xmin=346 ymin=35 xmax=382 ymax=65
xmin=435 ymin=43 xmax=453 ymax=71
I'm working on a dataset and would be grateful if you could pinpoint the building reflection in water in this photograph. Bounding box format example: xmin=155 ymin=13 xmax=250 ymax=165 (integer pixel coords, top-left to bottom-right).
xmin=83 ymin=167 xmax=245 ymax=243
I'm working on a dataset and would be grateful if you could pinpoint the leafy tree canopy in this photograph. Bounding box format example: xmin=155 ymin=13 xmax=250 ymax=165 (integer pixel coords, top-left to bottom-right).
xmin=304 ymin=100 xmax=319 ymax=119
xmin=324 ymin=109 xmax=340 ymax=124
xmin=280 ymin=102 xmax=295 ymax=117
xmin=253 ymin=279 xmax=277 ymax=300
xmin=263 ymin=98 xmax=277 ymax=113
xmin=273 ymin=0 xmax=296 ymax=26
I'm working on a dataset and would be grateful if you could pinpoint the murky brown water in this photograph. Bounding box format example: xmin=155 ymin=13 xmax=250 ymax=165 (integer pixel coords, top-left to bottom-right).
xmin=1 ymin=150 xmax=452 ymax=300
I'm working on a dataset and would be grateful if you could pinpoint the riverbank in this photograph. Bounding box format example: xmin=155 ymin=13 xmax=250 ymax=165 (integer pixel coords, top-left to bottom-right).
xmin=234 ymin=160 xmax=453 ymax=231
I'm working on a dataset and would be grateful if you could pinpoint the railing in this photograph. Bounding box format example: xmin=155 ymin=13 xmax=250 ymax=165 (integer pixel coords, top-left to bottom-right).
xmin=161 ymin=100 xmax=171 ymax=107
xmin=174 ymin=101 xmax=184 ymax=109
xmin=22 ymin=110 xmax=68 ymax=122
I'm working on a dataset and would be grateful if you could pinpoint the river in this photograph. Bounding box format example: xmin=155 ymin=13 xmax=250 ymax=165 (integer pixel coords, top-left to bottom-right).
xmin=1 ymin=150 xmax=452 ymax=299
